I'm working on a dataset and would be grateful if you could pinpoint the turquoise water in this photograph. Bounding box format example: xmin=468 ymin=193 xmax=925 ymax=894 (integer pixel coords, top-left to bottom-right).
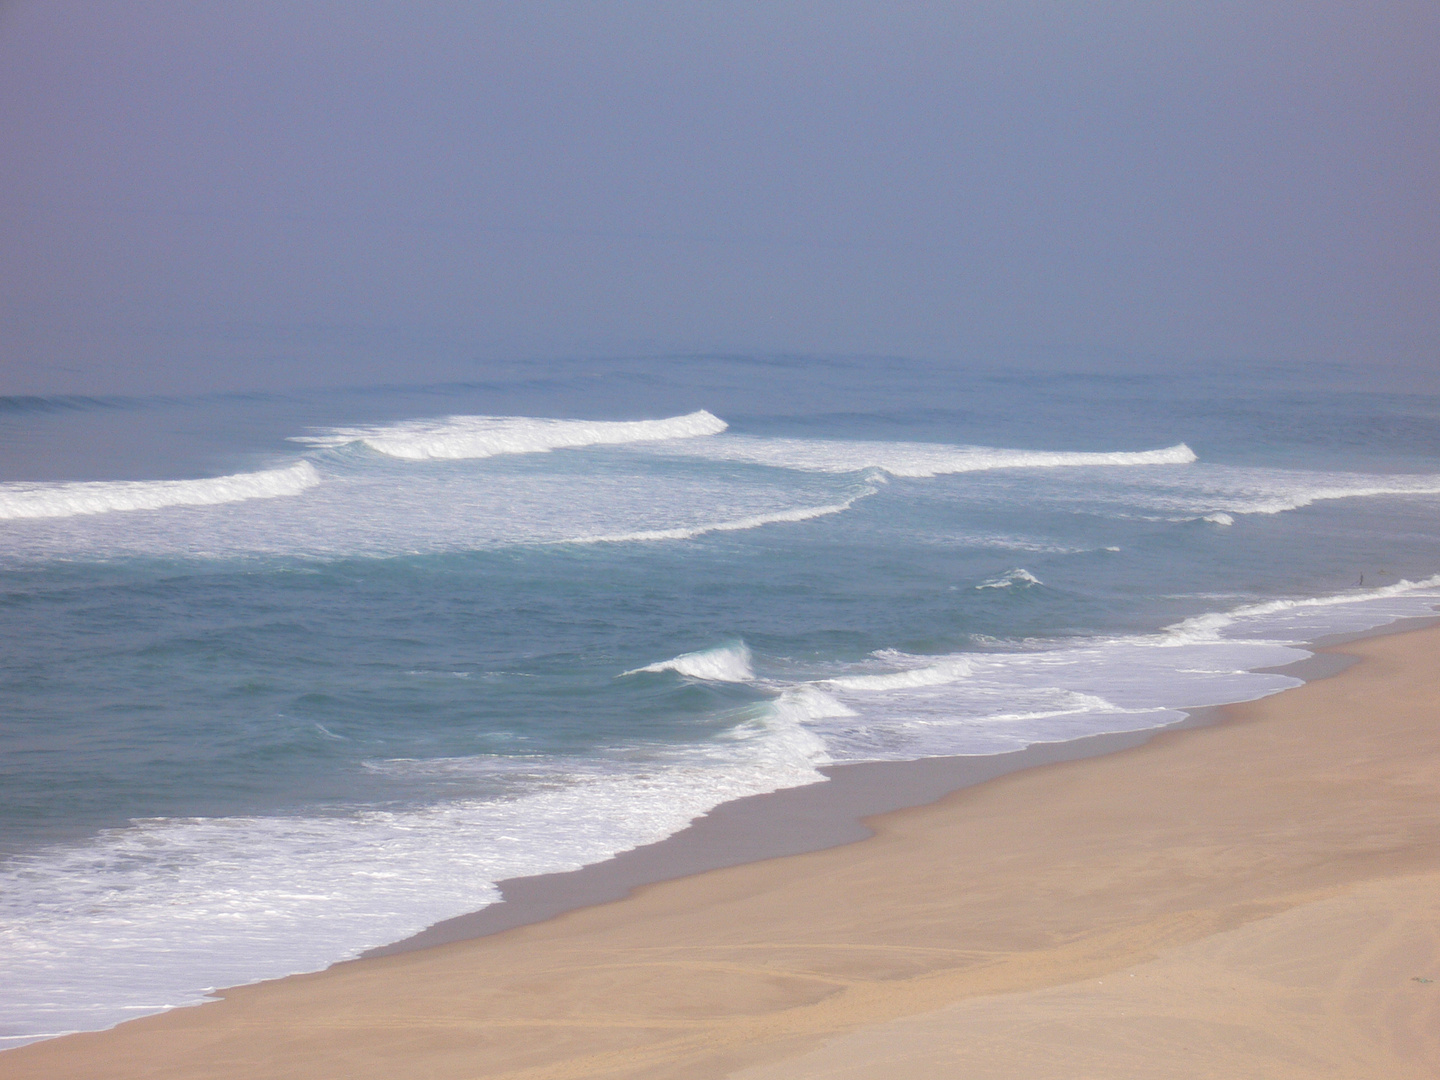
xmin=3 ymin=357 xmax=1440 ymax=1044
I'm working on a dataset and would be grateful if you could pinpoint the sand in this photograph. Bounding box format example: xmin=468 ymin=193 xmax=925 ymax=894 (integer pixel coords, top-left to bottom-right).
xmin=4 ymin=626 xmax=1439 ymax=1079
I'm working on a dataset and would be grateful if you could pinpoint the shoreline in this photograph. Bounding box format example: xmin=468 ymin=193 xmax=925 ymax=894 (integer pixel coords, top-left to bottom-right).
xmin=367 ymin=621 xmax=1381 ymax=958
xmin=2 ymin=614 xmax=1438 ymax=1078
xmin=366 ymin=715 xmax=1224 ymax=957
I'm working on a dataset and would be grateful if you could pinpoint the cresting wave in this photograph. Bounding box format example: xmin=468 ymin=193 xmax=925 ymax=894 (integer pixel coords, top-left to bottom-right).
xmin=976 ymin=568 xmax=1043 ymax=590
xmin=294 ymin=410 xmax=728 ymax=460
xmin=655 ymin=435 xmax=1197 ymax=478
xmin=0 ymin=462 xmax=321 ymax=520
xmin=622 ymin=642 xmax=755 ymax=682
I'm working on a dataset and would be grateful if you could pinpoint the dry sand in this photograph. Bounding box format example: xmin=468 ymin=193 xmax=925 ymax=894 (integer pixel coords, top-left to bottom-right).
xmin=4 ymin=626 xmax=1439 ymax=1079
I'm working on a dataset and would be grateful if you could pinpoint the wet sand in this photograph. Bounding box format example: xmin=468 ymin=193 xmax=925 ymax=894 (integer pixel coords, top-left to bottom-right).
xmin=4 ymin=626 xmax=1439 ymax=1079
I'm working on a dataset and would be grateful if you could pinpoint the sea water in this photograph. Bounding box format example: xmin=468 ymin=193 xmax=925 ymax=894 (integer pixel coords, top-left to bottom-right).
xmin=3 ymin=357 xmax=1439 ymax=1045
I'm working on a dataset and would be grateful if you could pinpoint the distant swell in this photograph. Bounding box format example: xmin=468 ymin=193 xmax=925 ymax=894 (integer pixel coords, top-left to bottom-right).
xmin=296 ymin=410 xmax=728 ymax=460
xmin=659 ymin=436 xmax=1197 ymax=477
xmin=0 ymin=462 xmax=321 ymax=520
xmin=0 ymin=395 xmax=118 ymax=415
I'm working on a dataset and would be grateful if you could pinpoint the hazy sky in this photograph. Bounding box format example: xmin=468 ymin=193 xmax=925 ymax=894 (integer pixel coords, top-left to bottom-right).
xmin=1 ymin=1 xmax=1436 ymax=394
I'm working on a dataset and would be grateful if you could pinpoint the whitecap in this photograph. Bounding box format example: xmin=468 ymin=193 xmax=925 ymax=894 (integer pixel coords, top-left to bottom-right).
xmin=295 ymin=410 xmax=727 ymax=460
xmin=623 ymin=642 xmax=756 ymax=682
xmin=821 ymin=656 xmax=974 ymax=691
xmin=1112 ymin=465 xmax=1440 ymax=522
xmin=0 ymin=462 xmax=320 ymax=520
xmin=1161 ymin=573 xmax=1440 ymax=645
xmin=976 ymin=568 xmax=1043 ymax=590
xmin=655 ymin=435 xmax=1197 ymax=478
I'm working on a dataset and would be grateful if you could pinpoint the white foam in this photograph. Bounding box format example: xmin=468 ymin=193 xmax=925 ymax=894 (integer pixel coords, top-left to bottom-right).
xmin=295 ymin=410 xmax=727 ymax=460
xmin=623 ymin=642 xmax=756 ymax=682
xmin=929 ymin=534 xmax=1087 ymax=554
xmin=756 ymin=577 xmax=1440 ymax=765
xmin=0 ymin=723 xmax=826 ymax=1046
xmin=1099 ymin=465 xmax=1440 ymax=522
xmin=558 ymin=490 xmax=874 ymax=545
xmin=774 ymin=637 xmax=1293 ymax=763
xmin=975 ymin=568 xmax=1043 ymax=590
xmin=0 ymin=462 xmax=320 ymax=521
xmin=967 ymin=690 xmax=1150 ymax=725
xmin=0 ymin=462 xmax=870 ymax=564
xmin=822 ymin=656 xmax=974 ymax=691
xmin=1216 ymin=476 xmax=1440 ymax=517
xmin=1162 ymin=574 xmax=1440 ymax=645
xmin=766 ymin=685 xmax=858 ymax=724
xmin=8 ymin=578 xmax=1440 ymax=1046
xmin=657 ymin=435 xmax=1197 ymax=478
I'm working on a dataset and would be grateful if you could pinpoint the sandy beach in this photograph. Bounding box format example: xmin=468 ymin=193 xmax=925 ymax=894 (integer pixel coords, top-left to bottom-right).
xmin=5 ymin=624 xmax=1439 ymax=1079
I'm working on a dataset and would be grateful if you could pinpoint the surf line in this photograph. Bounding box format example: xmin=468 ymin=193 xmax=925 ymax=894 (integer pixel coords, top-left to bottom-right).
xmin=548 ymin=488 xmax=879 ymax=546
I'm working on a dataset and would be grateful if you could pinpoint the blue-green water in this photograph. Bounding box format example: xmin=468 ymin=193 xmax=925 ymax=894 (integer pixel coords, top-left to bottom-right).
xmin=3 ymin=358 xmax=1440 ymax=1044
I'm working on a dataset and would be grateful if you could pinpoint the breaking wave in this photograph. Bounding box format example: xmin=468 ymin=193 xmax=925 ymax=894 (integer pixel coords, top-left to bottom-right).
xmin=976 ymin=568 xmax=1043 ymax=590
xmin=623 ymin=642 xmax=756 ymax=682
xmin=657 ymin=436 xmax=1196 ymax=478
xmin=0 ymin=462 xmax=321 ymax=520
xmin=295 ymin=410 xmax=727 ymax=460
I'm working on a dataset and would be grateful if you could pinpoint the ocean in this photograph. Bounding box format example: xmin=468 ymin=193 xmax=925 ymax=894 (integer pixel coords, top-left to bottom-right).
xmin=3 ymin=356 xmax=1439 ymax=1046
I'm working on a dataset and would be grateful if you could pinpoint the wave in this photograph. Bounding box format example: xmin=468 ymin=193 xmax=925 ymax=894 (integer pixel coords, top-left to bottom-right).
xmin=1162 ymin=573 xmax=1440 ymax=645
xmin=0 ymin=728 xmax=827 ymax=1047
xmin=756 ymin=577 xmax=1440 ymax=765
xmin=622 ymin=642 xmax=755 ymax=682
xmin=768 ymin=684 xmax=858 ymax=722
xmin=1210 ymin=477 xmax=1440 ymax=518
xmin=1120 ymin=467 xmax=1440 ymax=523
xmin=294 ymin=410 xmax=728 ymax=460
xmin=0 ymin=394 xmax=119 ymax=414
xmin=0 ymin=462 xmax=321 ymax=521
xmin=657 ymin=435 xmax=1196 ymax=478
xmin=969 ymin=691 xmax=1147 ymax=725
xmin=778 ymin=646 xmax=1218 ymax=764
xmin=557 ymin=489 xmax=874 ymax=545
xmin=975 ymin=568 xmax=1043 ymax=590
xmin=929 ymin=534 xmax=1090 ymax=554
xmin=821 ymin=655 xmax=975 ymax=691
